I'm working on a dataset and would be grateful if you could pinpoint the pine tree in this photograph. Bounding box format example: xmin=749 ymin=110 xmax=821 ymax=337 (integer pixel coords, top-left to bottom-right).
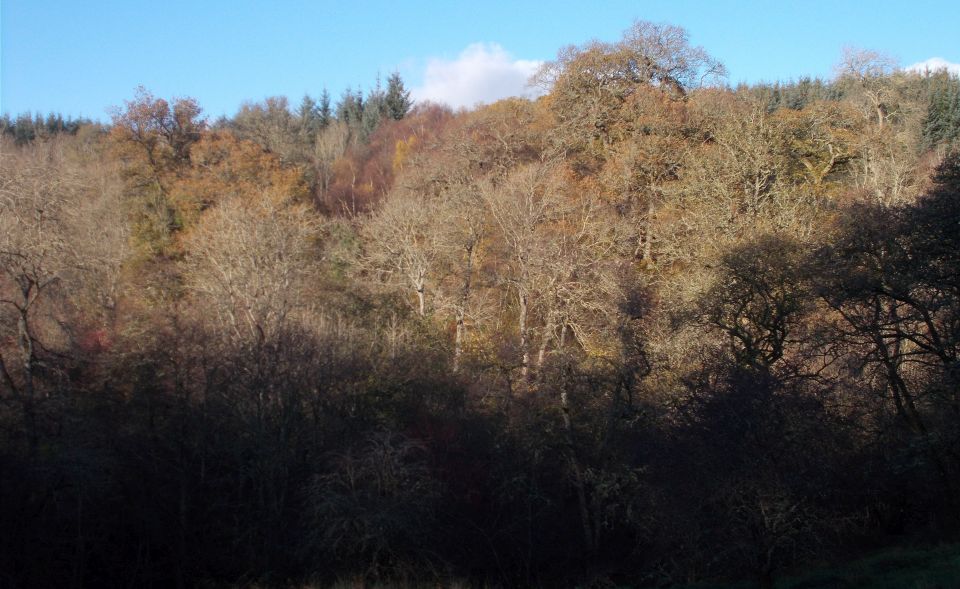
xmin=0 ymin=113 xmax=13 ymax=137
xmin=336 ymin=87 xmax=364 ymax=128
xmin=360 ymin=77 xmax=387 ymax=141
xmin=385 ymin=72 xmax=413 ymax=120
xmin=318 ymin=88 xmax=332 ymax=129
xmin=922 ymin=72 xmax=960 ymax=149
xmin=45 ymin=113 xmax=63 ymax=135
xmin=33 ymin=113 xmax=45 ymax=138
xmin=14 ymin=113 xmax=35 ymax=145
xmin=298 ymin=94 xmax=321 ymax=146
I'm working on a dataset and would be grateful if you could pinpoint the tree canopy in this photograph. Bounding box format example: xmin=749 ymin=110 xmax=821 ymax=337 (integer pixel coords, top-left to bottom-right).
xmin=3 ymin=25 xmax=960 ymax=589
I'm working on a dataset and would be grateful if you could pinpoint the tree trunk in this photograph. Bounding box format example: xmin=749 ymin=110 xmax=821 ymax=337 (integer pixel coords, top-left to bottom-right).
xmin=642 ymin=200 xmax=654 ymax=262
xmin=560 ymin=373 xmax=595 ymax=554
xmin=537 ymin=316 xmax=554 ymax=371
xmin=415 ymin=268 xmax=426 ymax=317
xmin=17 ymin=307 xmax=35 ymax=400
xmin=453 ymin=244 xmax=475 ymax=373
xmin=0 ymin=352 xmax=18 ymax=396
xmin=454 ymin=309 xmax=465 ymax=373
xmin=518 ymin=288 xmax=529 ymax=378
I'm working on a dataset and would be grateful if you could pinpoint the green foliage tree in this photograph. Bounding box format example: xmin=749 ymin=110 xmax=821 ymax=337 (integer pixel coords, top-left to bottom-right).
xmin=317 ymin=87 xmax=333 ymax=129
xmin=922 ymin=72 xmax=960 ymax=149
xmin=336 ymin=87 xmax=364 ymax=128
xmin=297 ymin=94 xmax=322 ymax=147
xmin=385 ymin=72 xmax=413 ymax=120
xmin=361 ymin=87 xmax=386 ymax=142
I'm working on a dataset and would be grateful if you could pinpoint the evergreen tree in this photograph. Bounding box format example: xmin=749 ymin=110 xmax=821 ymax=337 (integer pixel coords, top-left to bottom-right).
xmin=2 ymin=111 xmax=90 ymax=142
xmin=766 ymin=83 xmax=784 ymax=112
xmin=385 ymin=72 xmax=413 ymax=120
xmin=1 ymin=113 xmax=13 ymax=137
xmin=33 ymin=113 xmax=46 ymax=138
xmin=45 ymin=113 xmax=64 ymax=135
xmin=14 ymin=113 xmax=35 ymax=144
xmin=747 ymin=77 xmax=845 ymax=112
xmin=336 ymin=79 xmax=389 ymax=144
xmin=922 ymin=72 xmax=960 ymax=149
xmin=360 ymin=77 xmax=387 ymax=141
xmin=318 ymin=88 xmax=332 ymax=129
xmin=297 ymin=94 xmax=321 ymax=146
xmin=336 ymin=87 xmax=364 ymax=128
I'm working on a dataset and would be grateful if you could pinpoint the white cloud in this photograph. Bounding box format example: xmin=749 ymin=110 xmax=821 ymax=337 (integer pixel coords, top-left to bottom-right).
xmin=411 ymin=43 xmax=544 ymax=110
xmin=905 ymin=57 xmax=960 ymax=76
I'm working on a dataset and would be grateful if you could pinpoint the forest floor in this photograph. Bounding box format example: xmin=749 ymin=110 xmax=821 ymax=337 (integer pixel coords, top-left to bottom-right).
xmin=225 ymin=543 xmax=960 ymax=588
xmin=682 ymin=543 xmax=960 ymax=589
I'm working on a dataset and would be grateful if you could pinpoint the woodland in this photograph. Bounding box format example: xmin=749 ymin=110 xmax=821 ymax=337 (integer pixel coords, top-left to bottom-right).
xmin=2 ymin=21 xmax=960 ymax=589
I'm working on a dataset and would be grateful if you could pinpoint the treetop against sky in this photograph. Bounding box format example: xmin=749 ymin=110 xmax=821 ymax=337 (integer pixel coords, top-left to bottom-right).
xmin=1 ymin=0 xmax=958 ymax=119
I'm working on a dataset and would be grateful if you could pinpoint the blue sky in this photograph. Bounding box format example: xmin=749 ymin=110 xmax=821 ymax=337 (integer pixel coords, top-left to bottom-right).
xmin=2 ymin=0 xmax=958 ymax=120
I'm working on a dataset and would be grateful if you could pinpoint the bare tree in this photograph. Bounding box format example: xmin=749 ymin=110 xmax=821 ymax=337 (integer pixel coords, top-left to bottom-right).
xmin=0 ymin=136 xmax=128 ymax=449
xmin=432 ymin=180 xmax=489 ymax=371
xmin=835 ymin=47 xmax=898 ymax=130
xmin=483 ymin=162 xmax=563 ymax=376
xmin=231 ymin=96 xmax=298 ymax=162
xmin=314 ymin=120 xmax=350 ymax=206
xmin=183 ymin=197 xmax=320 ymax=345
xmin=360 ymin=189 xmax=441 ymax=318
xmin=484 ymin=160 xmax=630 ymax=377
xmin=535 ymin=19 xmax=725 ymax=150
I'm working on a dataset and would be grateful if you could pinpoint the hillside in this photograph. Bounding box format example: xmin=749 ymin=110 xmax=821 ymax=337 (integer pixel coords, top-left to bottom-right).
xmin=2 ymin=21 xmax=960 ymax=589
